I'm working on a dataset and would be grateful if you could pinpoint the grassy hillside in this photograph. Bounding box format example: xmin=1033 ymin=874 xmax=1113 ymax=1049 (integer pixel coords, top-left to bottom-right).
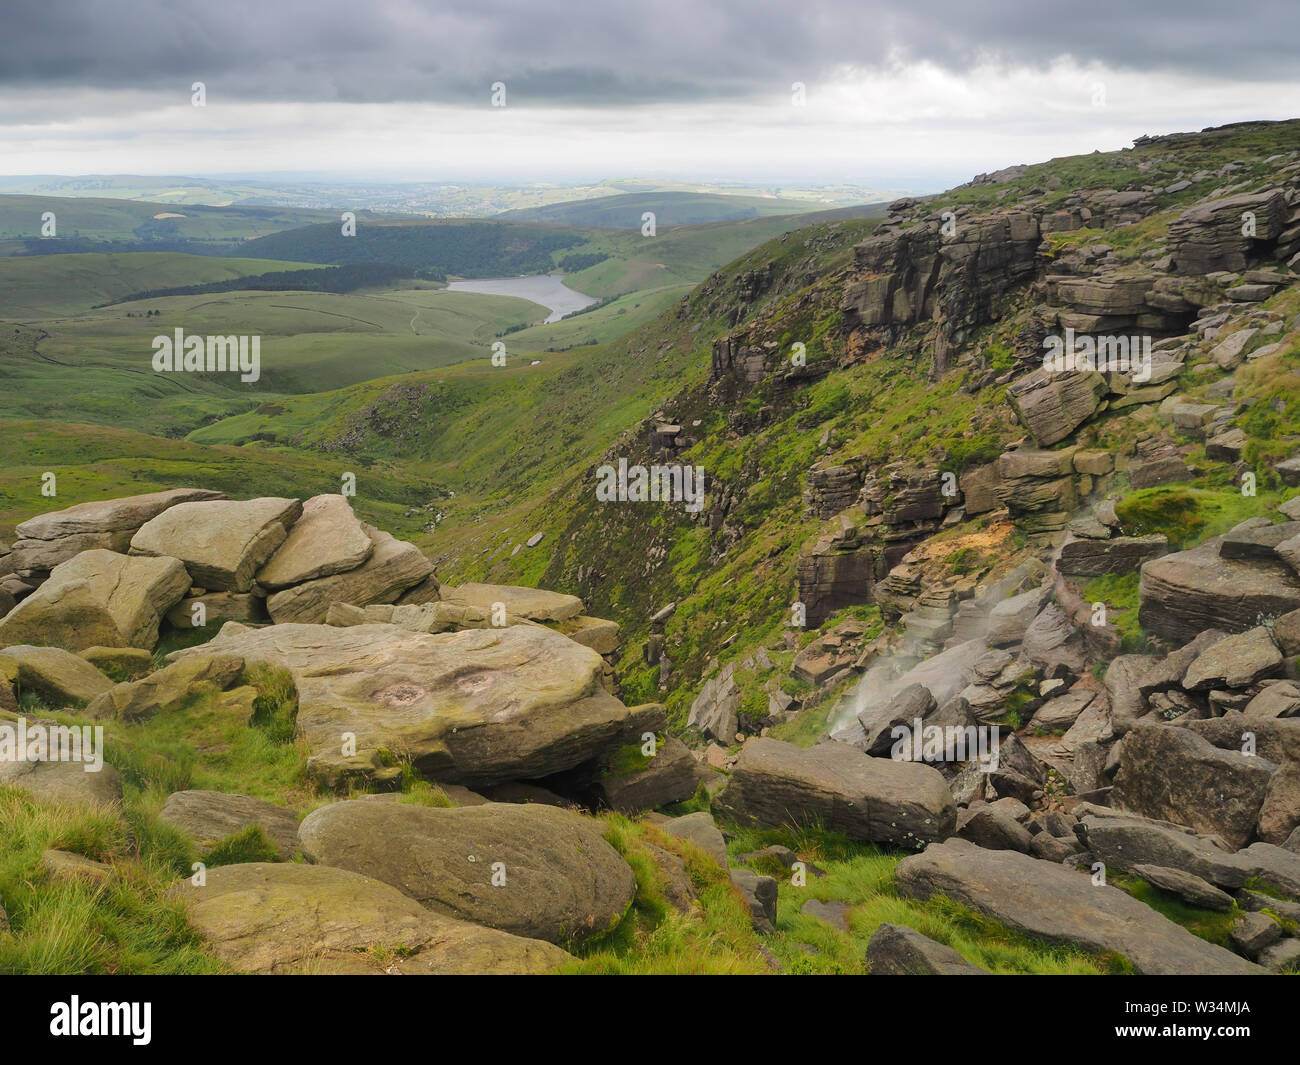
xmin=0 ymin=288 xmax=548 ymax=435
xmin=502 ymin=284 xmax=691 ymax=352
xmin=0 ymin=418 xmax=435 ymax=541
xmin=0 ymin=252 xmax=327 ymax=319
xmin=0 ymin=194 xmax=340 ymax=244
xmin=239 ymin=218 xmax=589 ymax=277
xmin=563 ymin=214 xmax=860 ymax=298
xmin=497 ymin=191 xmax=823 ymax=227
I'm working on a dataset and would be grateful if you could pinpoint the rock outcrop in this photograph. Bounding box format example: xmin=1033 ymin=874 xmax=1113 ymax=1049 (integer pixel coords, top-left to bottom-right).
xmin=174 ymin=862 xmax=573 ymax=974
xmin=0 ymin=550 xmax=190 ymax=651
xmin=170 ymin=621 xmax=636 ymax=786
xmin=896 ymin=838 xmax=1259 ymax=974
xmin=298 ymin=799 xmax=636 ymax=944
xmin=714 ymin=737 xmax=956 ymax=848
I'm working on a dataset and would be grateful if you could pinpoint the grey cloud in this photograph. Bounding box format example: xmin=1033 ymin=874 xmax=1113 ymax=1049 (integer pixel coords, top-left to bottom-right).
xmin=1 ymin=0 xmax=1296 ymax=104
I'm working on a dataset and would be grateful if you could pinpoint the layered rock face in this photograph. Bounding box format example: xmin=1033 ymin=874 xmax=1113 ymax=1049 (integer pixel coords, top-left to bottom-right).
xmin=840 ymin=209 xmax=1042 ymax=371
xmin=1167 ymin=188 xmax=1295 ymax=274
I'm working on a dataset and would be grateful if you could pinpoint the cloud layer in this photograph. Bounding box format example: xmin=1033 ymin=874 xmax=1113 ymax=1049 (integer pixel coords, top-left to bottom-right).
xmin=2 ymin=1 xmax=1297 ymax=183
xmin=4 ymin=0 xmax=1298 ymax=104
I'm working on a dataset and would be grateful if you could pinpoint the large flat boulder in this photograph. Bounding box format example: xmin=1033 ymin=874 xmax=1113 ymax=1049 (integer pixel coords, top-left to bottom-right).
xmin=0 ymin=550 xmax=190 ymax=651
xmin=1057 ymin=535 xmax=1168 ymax=577
xmin=895 ymin=838 xmax=1259 ymax=974
xmin=256 ymin=494 xmax=373 ymax=590
xmin=173 ymin=862 xmax=572 ymax=974
xmin=298 ymin=799 xmax=635 ymax=945
xmin=131 ymin=497 xmax=302 ymax=592
xmin=265 ymin=527 xmax=432 ymax=624
xmin=159 ymin=790 xmax=300 ymax=858
xmin=14 ymin=488 xmax=224 ymax=541
xmin=7 ymin=532 xmax=135 ymax=574
xmin=1181 ymin=626 xmax=1283 ymax=691
xmin=0 ymin=754 xmax=122 ymax=810
xmin=438 ymin=583 xmax=585 ymax=623
xmin=169 ymin=621 xmax=634 ymax=786
xmin=865 ymin=923 xmax=988 ymax=975
xmin=1139 ymin=537 xmax=1300 ymax=643
xmin=0 ymin=644 xmax=114 ymax=706
xmin=1112 ymin=725 xmax=1275 ymax=850
xmin=713 ymin=737 xmax=956 ymax=848
xmin=1080 ymin=813 xmax=1300 ymax=899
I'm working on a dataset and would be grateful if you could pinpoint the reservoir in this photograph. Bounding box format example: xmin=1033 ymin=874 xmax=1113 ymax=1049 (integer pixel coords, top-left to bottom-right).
xmin=445 ymin=274 xmax=598 ymax=323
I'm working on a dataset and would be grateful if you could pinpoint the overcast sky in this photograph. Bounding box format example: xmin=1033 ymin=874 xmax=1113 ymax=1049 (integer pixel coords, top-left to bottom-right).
xmin=2 ymin=0 xmax=1298 ymax=189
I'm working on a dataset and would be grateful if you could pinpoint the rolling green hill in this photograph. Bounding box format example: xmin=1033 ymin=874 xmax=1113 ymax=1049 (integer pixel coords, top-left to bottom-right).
xmin=0 ymin=287 xmax=549 ymax=434
xmin=0 ymin=252 xmax=327 ymax=319
xmin=497 ymin=191 xmax=823 ymax=227
xmin=0 ymin=194 xmax=342 ymax=245
xmin=239 ymin=219 xmax=589 ymax=277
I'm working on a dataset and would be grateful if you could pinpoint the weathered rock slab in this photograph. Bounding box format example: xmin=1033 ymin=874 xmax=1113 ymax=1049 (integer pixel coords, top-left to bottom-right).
xmin=865 ymin=923 xmax=988 ymax=975
xmin=160 ymin=790 xmax=300 ymax=858
xmin=1139 ymin=537 xmax=1300 ymax=643
xmin=0 ymin=644 xmax=114 ymax=705
xmin=438 ymin=583 xmax=585 ymax=623
xmin=895 ymin=838 xmax=1259 ymax=974
xmin=174 ymin=862 xmax=573 ymax=974
xmin=298 ymin=799 xmax=635 ymax=944
xmin=131 ymin=497 xmax=302 ymax=593
xmin=0 ymin=550 xmax=190 ymax=651
xmin=256 ymin=494 xmax=373 ymax=590
xmin=170 ymin=621 xmax=633 ymax=787
xmin=265 ymin=527 xmax=432 ymax=624
xmin=15 ymin=489 xmax=224 ymax=541
xmin=714 ymin=737 xmax=956 ymax=848
xmin=1112 ymin=725 xmax=1275 ymax=850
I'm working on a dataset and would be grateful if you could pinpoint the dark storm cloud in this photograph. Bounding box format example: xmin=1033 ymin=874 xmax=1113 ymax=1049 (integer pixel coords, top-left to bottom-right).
xmin=2 ymin=0 xmax=1296 ymax=104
